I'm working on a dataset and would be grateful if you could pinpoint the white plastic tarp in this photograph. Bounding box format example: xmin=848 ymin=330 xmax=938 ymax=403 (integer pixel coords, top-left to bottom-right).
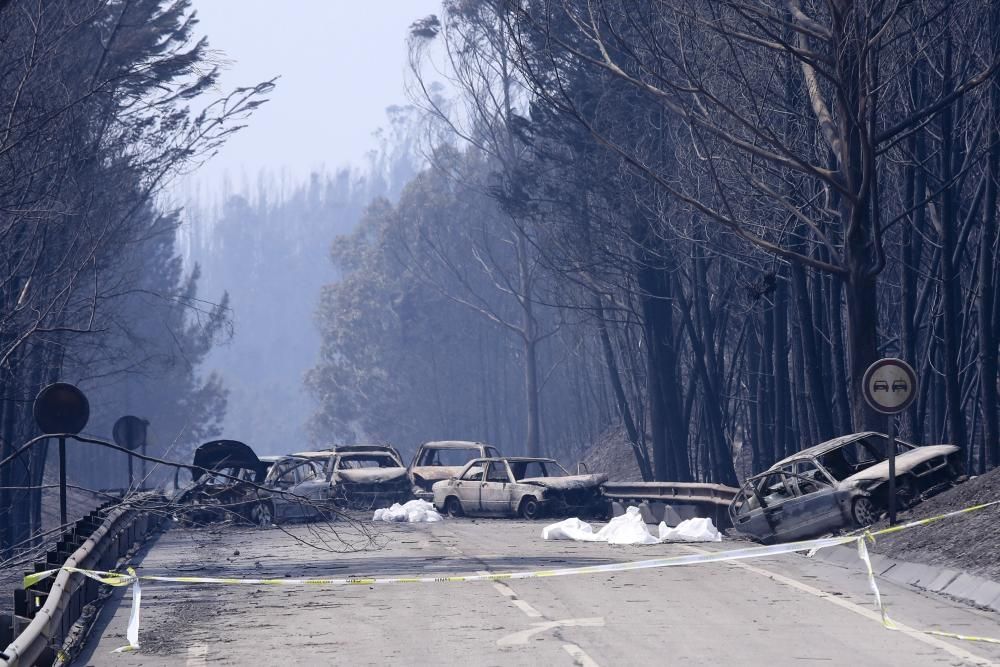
xmin=373 ymin=499 xmax=443 ymax=523
xmin=542 ymin=506 xmax=722 ymax=545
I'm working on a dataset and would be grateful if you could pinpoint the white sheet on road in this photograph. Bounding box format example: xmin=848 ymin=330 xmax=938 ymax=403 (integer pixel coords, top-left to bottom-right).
xmin=373 ymin=499 xmax=443 ymax=523
xmin=658 ymin=517 xmax=722 ymax=542
xmin=542 ymin=506 xmax=722 ymax=544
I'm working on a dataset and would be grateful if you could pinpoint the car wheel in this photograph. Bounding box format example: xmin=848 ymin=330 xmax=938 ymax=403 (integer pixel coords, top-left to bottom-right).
xmin=895 ymin=476 xmax=918 ymax=509
xmin=251 ymin=500 xmax=273 ymax=528
xmin=445 ymin=496 xmax=464 ymax=518
xmin=520 ymin=497 xmax=542 ymax=520
xmin=851 ymin=496 xmax=878 ymax=527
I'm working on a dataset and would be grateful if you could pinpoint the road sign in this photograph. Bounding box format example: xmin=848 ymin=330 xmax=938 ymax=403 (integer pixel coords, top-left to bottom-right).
xmin=861 ymin=358 xmax=918 ymax=527
xmin=862 ymin=358 xmax=917 ymax=414
xmin=33 ymin=382 xmax=89 ymax=435
xmin=113 ymin=416 xmax=148 ymax=490
xmin=113 ymin=416 xmax=148 ymax=450
xmin=33 ymin=382 xmax=89 ymax=526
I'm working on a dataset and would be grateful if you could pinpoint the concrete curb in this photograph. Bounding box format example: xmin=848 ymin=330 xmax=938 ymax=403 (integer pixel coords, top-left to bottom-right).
xmin=810 ymin=544 xmax=1000 ymax=613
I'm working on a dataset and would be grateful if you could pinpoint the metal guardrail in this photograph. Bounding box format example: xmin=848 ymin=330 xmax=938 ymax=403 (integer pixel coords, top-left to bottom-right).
xmin=0 ymin=494 xmax=163 ymax=667
xmin=602 ymin=482 xmax=739 ymax=507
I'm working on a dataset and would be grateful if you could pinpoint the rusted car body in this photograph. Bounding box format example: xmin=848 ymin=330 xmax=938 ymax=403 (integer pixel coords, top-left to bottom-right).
xmin=432 ymin=457 xmax=609 ymax=519
xmin=730 ymin=432 xmax=964 ymax=543
xmin=408 ymin=441 xmax=501 ymax=501
xmin=173 ymin=440 xmax=271 ymax=525
xmin=260 ymin=454 xmax=330 ymax=522
xmin=286 ymin=445 xmax=410 ymax=510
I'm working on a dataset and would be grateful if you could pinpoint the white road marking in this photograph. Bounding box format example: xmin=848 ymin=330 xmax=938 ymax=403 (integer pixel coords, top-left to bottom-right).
xmin=512 ymin=598 xmax=543 ymax=618
xmin=682 ymin=546 xmax=998 ymax=667
xmin=497 ymin=618 xmax=606 ymax=646
xmin=186 ymin=643 xmax=208 ymax=666
xmin=480 ymin=572 xmax=542 ymax=617
xmin=563 ymin=643 xmax=601 ymax=667
xmin=493 ymin=582 xmax=517 ymax=598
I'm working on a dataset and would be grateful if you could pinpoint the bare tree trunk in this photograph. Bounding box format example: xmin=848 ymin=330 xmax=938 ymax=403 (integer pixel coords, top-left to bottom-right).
xmin=980 ymin=3 xmax=1000 ymax=469
xmin=594 ymin=295 xmax=651 ymax=479
xmin=939 ymin=35 xmax=968 ymax=453
xmin=773 ymin=273 xmax=792 ymax=459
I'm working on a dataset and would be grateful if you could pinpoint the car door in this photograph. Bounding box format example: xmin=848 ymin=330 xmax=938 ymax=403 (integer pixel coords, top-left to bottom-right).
xmin=289 ymin=461 xmax=327 ymax=519
xmin=267 ymin=461 xmax=299 ymax=521
xmin=732 ymin=471 xmax=797 ymax=542
xmin=771 ymin=460 xmax=844 ymax=541
xmin=480 ymin=462 xmax=513 ymax=515
xmin=454 ymin=463 xmax=485 ymax=514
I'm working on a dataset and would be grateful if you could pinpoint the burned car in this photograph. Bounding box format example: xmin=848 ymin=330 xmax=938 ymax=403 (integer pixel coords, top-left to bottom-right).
xmin=173 ymin=440 xmax=271 ymax=526
xmin=730 ymin=432 xmax=964 ymax=543
xmin=433 ymin=457 xmax=609 ymax=519
xmin=259 ymin=454 xmax=332 ymax=522
xmin=408 ymin=440 xmax=501 ymax=501
xmin=293 ymin=445 xmax=410 ymax=509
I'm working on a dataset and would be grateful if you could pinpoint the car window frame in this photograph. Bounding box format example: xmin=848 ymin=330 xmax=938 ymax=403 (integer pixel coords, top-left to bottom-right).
xmin=484 ymin=461 xmax=511 ymax=483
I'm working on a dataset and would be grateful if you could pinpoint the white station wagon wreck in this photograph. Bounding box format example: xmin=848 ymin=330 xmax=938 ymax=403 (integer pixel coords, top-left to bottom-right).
xmin=729 ymin=432 xmax=965 ymax=543
xmin=432 ymin=456 xmax=609 ymax=519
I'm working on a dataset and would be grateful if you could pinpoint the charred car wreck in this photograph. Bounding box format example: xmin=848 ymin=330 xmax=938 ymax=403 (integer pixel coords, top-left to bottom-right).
xmin=433 ymin=457 xmax=609 ymax=519
xmin=730 ymin=432 xmax=965 ymax=543
xmin=173 ymin=440 xmax=272 ymax=526
xmin=297 ymin=445 xmax=411 ymax=509
xmin=408 ymin=440 xmax=501 ymax=501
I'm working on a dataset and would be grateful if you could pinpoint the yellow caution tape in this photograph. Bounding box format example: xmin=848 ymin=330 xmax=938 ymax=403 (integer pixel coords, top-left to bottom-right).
xmin=22 ymin=499 xmax=1000 ymax=648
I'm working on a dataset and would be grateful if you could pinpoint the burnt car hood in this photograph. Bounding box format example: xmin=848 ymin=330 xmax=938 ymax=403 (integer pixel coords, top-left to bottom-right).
xmin=518 ymin=474 xmax=608 ymax=490
xmin=844 ymin=445 xmax=958 ymax=484
xmin=334 ymin=468 xmax=408 ymax=484
xmin=192 ymin=440 xmax=262 ymax=481
xmin=410 ymin=466 xmax=465 ymax=483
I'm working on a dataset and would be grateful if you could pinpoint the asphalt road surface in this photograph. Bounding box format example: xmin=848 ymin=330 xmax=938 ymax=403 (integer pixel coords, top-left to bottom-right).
xmin=76 ymin=516 xmax=1000 ymax=666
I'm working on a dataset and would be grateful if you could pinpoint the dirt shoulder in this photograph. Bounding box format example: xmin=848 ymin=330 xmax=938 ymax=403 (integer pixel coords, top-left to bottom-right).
xmin=867 ymin=466 xmax=1000 ymax=581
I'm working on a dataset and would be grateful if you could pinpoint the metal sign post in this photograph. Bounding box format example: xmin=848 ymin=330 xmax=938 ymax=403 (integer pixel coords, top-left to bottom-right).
xmin=113 ymin=416 xmax=148 ymax=490
xmin=862 ymin=358 xmax=918 ymax=526
xmin=33 ymin=383 xmax=90 ymax=527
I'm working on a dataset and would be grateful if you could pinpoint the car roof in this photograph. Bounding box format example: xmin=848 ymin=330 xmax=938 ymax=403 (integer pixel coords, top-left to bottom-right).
xmin=258 ymin=455 xmax=281 ymax=463
xmin=469 ymin=457 xmax=556 ymax=464
xmin=327 ymin=444 xmax=396 ymax=452
xmin=418 ymin=440 xmax=491 ymax=449
xmin=770 ymin=432 xmax=881 ymax=469
xmin=293 ymin=451 xmax=334 ymax=459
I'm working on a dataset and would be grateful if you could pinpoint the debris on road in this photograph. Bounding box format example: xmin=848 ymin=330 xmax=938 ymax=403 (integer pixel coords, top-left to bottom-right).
xmin=373 ymin=499 xmax=443 ymax=523
xmin=542 ymin=507 xmax=722 ymax=544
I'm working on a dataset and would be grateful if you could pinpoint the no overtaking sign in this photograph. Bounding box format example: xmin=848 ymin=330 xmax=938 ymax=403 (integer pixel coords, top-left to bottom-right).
xmin=862 ymin=358 xmax=917 ymax=415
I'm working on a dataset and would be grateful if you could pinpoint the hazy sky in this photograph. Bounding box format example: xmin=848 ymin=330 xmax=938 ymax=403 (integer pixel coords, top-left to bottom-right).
xmin=187 ymin=0 xmax=441 ymax=194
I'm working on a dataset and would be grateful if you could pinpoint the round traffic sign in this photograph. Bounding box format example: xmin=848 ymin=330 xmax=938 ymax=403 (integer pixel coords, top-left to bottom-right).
xmin=33 ymin=383 xmax=90 ymax=435
xmin=113 ymin=415 xmax=148 ymax=450
xmin=862 ymin=358 xmax=917 ymax=414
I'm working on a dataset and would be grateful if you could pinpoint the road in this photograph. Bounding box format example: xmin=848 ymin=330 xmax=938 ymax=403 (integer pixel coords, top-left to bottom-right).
xmin=76 ymin=516 xmax=1000 ymax=666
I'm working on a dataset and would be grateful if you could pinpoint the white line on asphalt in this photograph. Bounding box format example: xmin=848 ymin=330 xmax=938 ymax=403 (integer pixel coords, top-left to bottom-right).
xmin=512 ymin=598 xmax=543 ymax=618
xmin=481 ymin=572 xmax=543 ymax=617
xmin=681 ymin=546 xmax=998 ymax=667
xmin=563 ymin=643 xmax=601 ymax=667
xmin=186 ymin=643 xmax=208 ymax=666
xmin=497 ymin=618 xmax=606 ymax=646
xmin=493 ymin=582 xmax=517 ymax=598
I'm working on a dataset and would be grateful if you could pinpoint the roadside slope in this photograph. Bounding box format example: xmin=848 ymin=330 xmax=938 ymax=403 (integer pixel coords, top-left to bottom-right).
xmin=870 ymin=467 xmax=1000 ymax=580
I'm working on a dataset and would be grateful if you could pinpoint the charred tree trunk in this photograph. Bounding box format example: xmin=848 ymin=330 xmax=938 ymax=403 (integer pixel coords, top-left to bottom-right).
xmin=980 ymin=4 xmax=1000 ymax=468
